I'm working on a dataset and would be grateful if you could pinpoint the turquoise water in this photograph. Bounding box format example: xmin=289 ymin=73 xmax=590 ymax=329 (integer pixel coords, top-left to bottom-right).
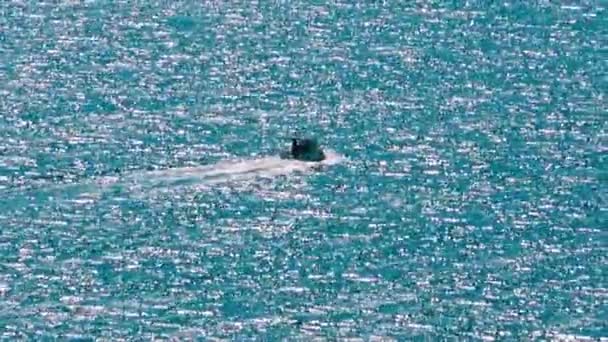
xmin=1 ymin=1 xmax=606 ymax=340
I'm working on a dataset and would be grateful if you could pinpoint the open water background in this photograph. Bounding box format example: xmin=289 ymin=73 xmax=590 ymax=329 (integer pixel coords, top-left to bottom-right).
xmin=0 ymin=1 xmax=606 ymax=340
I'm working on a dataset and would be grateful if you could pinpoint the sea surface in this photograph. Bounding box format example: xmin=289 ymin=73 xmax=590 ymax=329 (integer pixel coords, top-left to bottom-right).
xmin=0 ymin=1 xmax=606 ymax=340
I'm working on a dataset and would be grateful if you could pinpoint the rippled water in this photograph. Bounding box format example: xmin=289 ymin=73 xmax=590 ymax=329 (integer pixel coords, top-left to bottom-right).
xmin=0 ymin=1 xmax=606 ymax=340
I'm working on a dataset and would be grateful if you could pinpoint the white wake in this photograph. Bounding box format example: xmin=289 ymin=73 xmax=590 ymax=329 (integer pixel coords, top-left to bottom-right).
xmin=113 ymin=149 xmax=344 ymax=193
xmin=0 ymin=150 xmax=343 ymax=204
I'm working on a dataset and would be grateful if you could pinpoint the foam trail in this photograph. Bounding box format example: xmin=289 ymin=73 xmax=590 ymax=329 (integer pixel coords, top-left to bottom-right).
xmin=124 ymin=149 xmax=342 ymax=191
xmin=0 ymin=150 xmax=343 ymax=203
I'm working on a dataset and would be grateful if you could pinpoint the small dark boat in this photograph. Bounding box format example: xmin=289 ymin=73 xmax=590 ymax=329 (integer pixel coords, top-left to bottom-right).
xmin=280 ymin=138 xmax=326 ymax=162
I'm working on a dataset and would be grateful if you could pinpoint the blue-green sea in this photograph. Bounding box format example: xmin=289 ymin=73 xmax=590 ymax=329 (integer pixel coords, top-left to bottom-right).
xmin=0 ymin=2 xmax=606 ymax=340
